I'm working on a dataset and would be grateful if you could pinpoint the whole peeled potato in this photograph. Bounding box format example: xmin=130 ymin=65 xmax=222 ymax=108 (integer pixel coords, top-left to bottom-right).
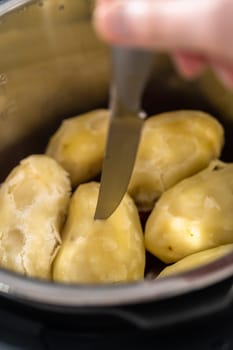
xmin=158 ymin=244 xmax=233 ymax=278
xmin=53 ymin=182 xmax=145 ymax=284
xmin=0 ymin=155 xmax=71 ymax=279
xmin=145 ymin=161 xmax=233 ymax=264
xmin=46 ymin=110 xmax=109 ymax=187
xmin=129 ymin=110 xmax=224 ymax=211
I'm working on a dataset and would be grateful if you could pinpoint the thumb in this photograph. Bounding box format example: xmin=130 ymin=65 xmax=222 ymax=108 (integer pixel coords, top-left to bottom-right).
xmin=94 ymin=0 xmax=233 ymax=64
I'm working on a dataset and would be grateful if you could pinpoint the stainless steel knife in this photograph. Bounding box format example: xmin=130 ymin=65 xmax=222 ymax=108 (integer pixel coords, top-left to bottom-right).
xmin=94 ymin=46 xmax=154 ymax=220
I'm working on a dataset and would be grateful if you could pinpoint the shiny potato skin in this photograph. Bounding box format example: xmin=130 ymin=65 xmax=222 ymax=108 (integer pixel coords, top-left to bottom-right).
xmin=0 ymin=155 xmax=71 ymax=279
xmin=145 ymin=161 xmax=233 ymax=263
xmin=53 ymin=182 xmax=145 ymax=284
xmin=158 ymin=244 xmax=233 ymax=278
xmin=129 ymin=110 xmax=224 ymax=211
xmin=46 ymin=109 xmax=109 ymax=187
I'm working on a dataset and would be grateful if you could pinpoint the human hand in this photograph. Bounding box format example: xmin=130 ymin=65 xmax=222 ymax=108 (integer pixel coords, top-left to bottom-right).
xmin=94 ymin=0 xmax=233 ymax=89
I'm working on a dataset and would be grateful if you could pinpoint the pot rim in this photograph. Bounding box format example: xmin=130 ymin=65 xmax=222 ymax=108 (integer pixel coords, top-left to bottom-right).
xmin=0 ymin=0 xmax=36 ymax=16
xmin=0 ymin=251 xmax=231 ymax=307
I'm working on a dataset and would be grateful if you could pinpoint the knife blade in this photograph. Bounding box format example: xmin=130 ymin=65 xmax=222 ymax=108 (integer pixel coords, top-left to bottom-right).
xmin=94 ymin=46 xmax=154 ymax=220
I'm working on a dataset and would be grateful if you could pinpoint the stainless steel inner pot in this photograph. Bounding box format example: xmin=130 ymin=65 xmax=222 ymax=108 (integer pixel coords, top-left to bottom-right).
xmin=0 ymin=0 xmax=233 ymax=308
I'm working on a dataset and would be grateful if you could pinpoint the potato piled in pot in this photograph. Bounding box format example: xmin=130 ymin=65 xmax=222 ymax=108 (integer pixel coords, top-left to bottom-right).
xmin=0 ymin=108 xmax=232 ymax=283
xmin=53 ymin=182 xmax=145 ymax=283
xmin=0 ymin=155 xmax=71 ymax=279
xmin=46 ymin=109 xmax=109 ymax=187
xmin=145 ymin=160 xmax=233 ymax=263
xmin=47 ymin=109 xmax=224 ymax=211
xmin=158 ymin=244 xmax=233 ymax=278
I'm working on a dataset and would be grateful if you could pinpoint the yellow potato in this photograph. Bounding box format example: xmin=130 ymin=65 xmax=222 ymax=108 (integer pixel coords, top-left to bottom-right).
xmin=145 ymin=160 xmax=233 ymax=263
xmin=46 ymin=110 xmax=109 ymax=187
xmin=129 ymin=110 xmax=224 ymax=211
xmin=53 ymin=182 xmax=145 ymax=284
xmin=158 ymin=244 xmax=233 ymax=278
xmin=0 ymin=155 xmax=71 ymax=279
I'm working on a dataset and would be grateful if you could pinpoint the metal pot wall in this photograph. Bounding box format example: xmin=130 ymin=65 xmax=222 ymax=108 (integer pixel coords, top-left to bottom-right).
xmin=0 ymin=1 xmax=233 ymax=348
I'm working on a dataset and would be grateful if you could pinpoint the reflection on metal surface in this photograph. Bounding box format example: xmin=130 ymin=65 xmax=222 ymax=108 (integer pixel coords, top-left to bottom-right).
xmin=0 ymin=0 xmax=110 ymax=152
xmin=0 ymin=0 xmax=37 ymax=17
xmin=0 ymin=282 xmax=10 ymax=293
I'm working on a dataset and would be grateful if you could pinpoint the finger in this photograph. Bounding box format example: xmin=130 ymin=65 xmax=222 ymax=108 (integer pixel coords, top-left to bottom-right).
xmin=94 ymin=0 xmax=233 ymax=62
xmin=94 ymin=0 xmax=216 ymax=49
xmin=172 ymin=52 xmax=207 ymax=79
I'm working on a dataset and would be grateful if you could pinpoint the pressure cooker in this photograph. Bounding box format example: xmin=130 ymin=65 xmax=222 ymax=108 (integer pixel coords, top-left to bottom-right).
xmin=0 ymin=0 xmax=233 ymax=349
